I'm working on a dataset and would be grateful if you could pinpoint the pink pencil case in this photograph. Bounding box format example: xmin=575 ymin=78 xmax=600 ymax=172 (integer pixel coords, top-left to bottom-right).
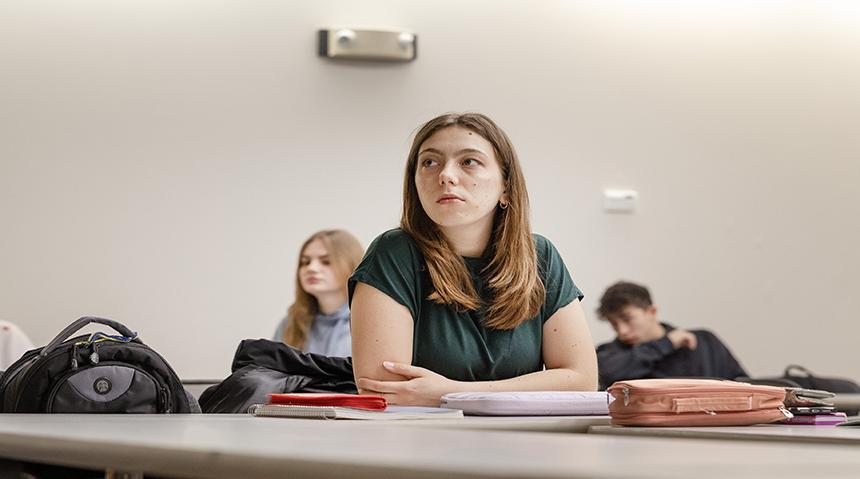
xmin=607 ymin=378 xmax=791 ymax=427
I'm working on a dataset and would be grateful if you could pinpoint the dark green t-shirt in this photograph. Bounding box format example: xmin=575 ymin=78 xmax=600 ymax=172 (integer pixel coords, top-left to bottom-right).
xmin=348 ymin=228 xmax=582 ymax=382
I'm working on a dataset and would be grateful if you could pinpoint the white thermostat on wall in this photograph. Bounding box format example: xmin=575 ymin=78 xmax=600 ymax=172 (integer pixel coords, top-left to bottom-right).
xmin=603 ymin=189 xmax=638 ymax=213
xmin=318 ymin=27 xmax=417 ymax=62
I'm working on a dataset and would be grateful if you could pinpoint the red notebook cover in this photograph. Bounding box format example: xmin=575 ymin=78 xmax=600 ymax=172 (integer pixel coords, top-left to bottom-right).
xmin=268 ymin=393 xmax=387 ymax=411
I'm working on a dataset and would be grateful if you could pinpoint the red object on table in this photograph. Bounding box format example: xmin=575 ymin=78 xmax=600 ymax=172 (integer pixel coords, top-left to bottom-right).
xmin=268 ymin=393 xmax=387 ymax=411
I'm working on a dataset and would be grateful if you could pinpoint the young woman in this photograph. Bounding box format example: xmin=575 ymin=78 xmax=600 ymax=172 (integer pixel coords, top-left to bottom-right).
xmin=349 ymin=113 xmax=598 ymax=406
xmin=274 ymin=230 xmax=364 ymax=357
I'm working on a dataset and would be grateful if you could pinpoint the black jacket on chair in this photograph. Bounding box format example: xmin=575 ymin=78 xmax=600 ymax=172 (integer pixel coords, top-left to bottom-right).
xmin=199 ymin=339 xmax=356 ymax=413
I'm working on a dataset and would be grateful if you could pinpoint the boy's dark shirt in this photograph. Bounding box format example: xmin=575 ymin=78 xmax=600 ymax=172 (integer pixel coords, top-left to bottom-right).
xmin=596 ymin=322 xmax=747 ymax=389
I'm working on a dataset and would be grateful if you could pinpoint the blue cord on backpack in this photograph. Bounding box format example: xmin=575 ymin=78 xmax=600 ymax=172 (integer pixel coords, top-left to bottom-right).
xmin=73 ymin=331 xmax=139 ymax=365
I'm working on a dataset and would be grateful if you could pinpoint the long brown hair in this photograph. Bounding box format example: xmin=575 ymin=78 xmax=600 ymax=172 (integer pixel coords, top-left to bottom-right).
xmin=401 ymin=112 xmax=545 ymax=330
xmin=282 ymin=230 xmax=364 ymax=348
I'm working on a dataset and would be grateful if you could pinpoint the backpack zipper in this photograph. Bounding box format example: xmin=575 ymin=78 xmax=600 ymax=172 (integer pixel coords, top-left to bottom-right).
xmin=0 ymin=336 xmax=88 ymax=396
xmin=160 ymin=387 xmax=171 ymax=413
xmin=8 ymin=337 xmax=91 ymax=411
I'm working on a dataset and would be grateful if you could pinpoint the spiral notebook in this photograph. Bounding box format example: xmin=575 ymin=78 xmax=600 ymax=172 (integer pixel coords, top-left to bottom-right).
xmin=250 ymin=404 xmax=464 ymax=420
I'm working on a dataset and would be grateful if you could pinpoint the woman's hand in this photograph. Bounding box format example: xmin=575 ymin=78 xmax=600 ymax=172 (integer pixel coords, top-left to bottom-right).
xmin=356 ymin=361 xmax=462 ymax=406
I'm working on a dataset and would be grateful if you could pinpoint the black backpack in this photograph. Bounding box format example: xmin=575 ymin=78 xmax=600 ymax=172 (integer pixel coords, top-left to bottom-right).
xmin=0 ymin=316 xmax=196 ymax=413
xmin=779 ymin=365 xmax=860 ymax=394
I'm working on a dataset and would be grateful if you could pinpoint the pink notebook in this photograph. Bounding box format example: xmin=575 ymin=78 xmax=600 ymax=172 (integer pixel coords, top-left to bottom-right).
xmin=782 ymin=412 xmax=847 ymax=425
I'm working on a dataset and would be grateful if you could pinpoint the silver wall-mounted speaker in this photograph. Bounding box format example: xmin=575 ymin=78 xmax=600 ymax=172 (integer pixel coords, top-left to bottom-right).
xmin=318 ymin=27 xmax=417 ymax=62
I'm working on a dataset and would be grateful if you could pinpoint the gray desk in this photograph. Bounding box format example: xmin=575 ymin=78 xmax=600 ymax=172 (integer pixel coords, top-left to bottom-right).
xmin=3 ymin=415 xmax=860 ymax=478
xmin=590 ymin=423 xmax=860 ymax=445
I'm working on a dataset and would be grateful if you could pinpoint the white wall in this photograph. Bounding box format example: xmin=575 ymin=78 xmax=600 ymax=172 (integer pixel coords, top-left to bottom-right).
xmin=1 ymin=0 xmax=858 ymax=381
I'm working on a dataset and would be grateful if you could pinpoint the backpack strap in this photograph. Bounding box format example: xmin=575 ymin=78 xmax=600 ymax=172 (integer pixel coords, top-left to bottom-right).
xmin=784 ymin=364 xmax=815 ymax=378
xmin=40 ymin=317 xmax=137 ymax=357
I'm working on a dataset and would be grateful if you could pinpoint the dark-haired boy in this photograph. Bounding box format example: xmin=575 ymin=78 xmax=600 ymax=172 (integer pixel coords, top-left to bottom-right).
xmin=595 ymin=281 xmax=747 ymax=389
